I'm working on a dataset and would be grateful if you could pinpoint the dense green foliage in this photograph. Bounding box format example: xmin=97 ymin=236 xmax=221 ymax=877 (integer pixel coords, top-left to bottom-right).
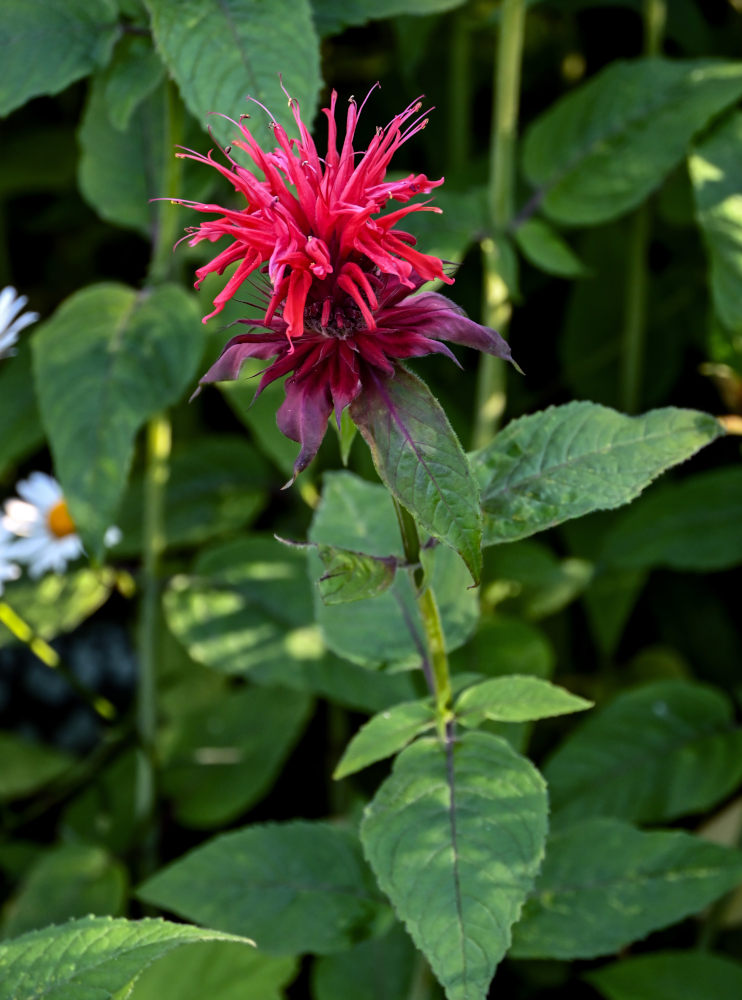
xmin=1 ymin=1 xmax=741 ymax=999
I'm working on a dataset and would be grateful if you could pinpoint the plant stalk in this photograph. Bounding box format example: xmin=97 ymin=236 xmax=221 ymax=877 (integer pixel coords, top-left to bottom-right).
xmin=134 ymin=412 xmax=171 ymax=873
xmin=473 ymin=0 xmax=526 ymax=448
xmin=447 ymin=9 xmax=472 ymax=177
xmin=148 ymin=80 xmax=184 ymax=287
xmin=392 ymin=499 xmax=452 ymax=740
xmin=620 ymin=0 xmax=665 ymax=413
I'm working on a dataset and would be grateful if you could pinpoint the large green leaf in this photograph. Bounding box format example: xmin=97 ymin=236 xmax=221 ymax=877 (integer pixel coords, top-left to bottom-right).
xmin=543 ymin=680 xmax=742 ymax=825
xmin=361 ymin=732 xmax=548 ymax=1000
xmin=130 ymin=942 xmax=297 ymax=1000
xmin=599 ymin=466 xmax=742 ymax=571
xmin=145 ymin=0 xmax=321 ymax=147
xmin=78 ymin=74 xmax=168 ymax=237
xmin=454 ymin=676 xmax=592 ymax=727
xmin=522 ymin=58 xmax=742 ymax=225
xmin=333 ymin=700 xmax=435 ymax=780
xmin=312 ymin=0 xmax=466 ymax=37
xmin=352 ymin=368 xmax=483 ymax=583
xmin=33 ymin=283 xmax=203 ymax=555
xmin=473 ymin=402 xmax=723 ymax=546
xmin=689 ymin=110 xmax=742 ymax=335
xmin=139 ymin=822 xmax=387 ymax=955
xmin=160 ymin=684 xmax=312 ymax=828
xmin=587 ymin=951 xmax=742 ymax=1000
xmin=0 ymin=0 xmax=119 ymax=116
xmin=3 ymin=844 xmax=127 ymax=938
xmin=0 ymin=916 xmax=252 ymax=1000
xmin=162 ymin=533 xmax=420 ymax=710
xmin=309 ymin=472 xmax=479 ymax=668
xmin=164 ymin=535 xmax=320 ymax=675
xmin=511 ymin=818 xmax=742 ymax=959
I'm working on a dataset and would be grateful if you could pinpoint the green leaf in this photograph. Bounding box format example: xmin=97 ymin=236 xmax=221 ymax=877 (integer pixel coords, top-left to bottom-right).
xmin=689 ymin=110 xmax=742 ymax=334
xmin=333 ymin=700 xmax=435 ymax=779
xmin=309 ymin=472 xmax=479 ymax=668
xmin=543 ymin=680 xmax=742 ymax=825
xmin=0 ymin=916 xmax=252 ymax=1000
xmin=361 ymin=731 xmax=548 ymax=1000
xmin=485 ymin=539 xmax=592 ymax=619
xmin=33 ymin=283 xmax=204 ymax=555
xmin=78 ymin=73 xmax=167 ymax=236
xmin=599 ymin=467 xmax=742 ymax=571
xmin=163 ymin=535 xmax=321 ymax=674
xmin=0 ymin=571 xmax=113 ymax=650
xmin=455 ymin=676 xmax=592 ymax=728
xmin=312 ymin=925 xmax=418 ymax=1000
xmin=160 ymin=684 xmax=312 ymax=828
xmin=315 ymin=544 xmax=398 ymax=605
xmin=511 ymin=818 xmax=742 ymax=959
xmin=352 ymin=367 xmax=483 ymax=583
xmin=473 ymin=402 xmax=723 ymax=546
xmin=113 ymin=436 xmax=269 ymax=556
xmin=586 ymin=951 xmax=742 ymax=1000
xmin=449 ymin=617 xmax=555 ymax=680
xmin=130 ymin=942 xmax=297 ymax=1000
xmin=139 ymin=821 xmax=387 ymax=955
xmin=145 ymin=0 xmax=321 ymax=147
xmin=513 ymin=218 xmax=588 ymax=277
xmin=0 ymin=0 xmax=119 ymax=116
xmin=312 ymin=0 xmax=467 ymax=37
xmin=523 ymin=58 xmax=742 ymax=225
xmin=0 ymin=340 xmax=44 ymax=477
xmin=102 ymin=34 xmax=165 ymax=131
xmin=3 ymin=844 xmax=127 ymax=938
xmin=0 ymin=733 xmax=73 ymax=801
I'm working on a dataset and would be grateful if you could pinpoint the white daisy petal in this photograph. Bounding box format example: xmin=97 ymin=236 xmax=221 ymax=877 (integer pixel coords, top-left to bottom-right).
xmin=0 ymin=286 xmax=38 ymax=359
xmin=17 ymin=471 xmax=61 ymax=510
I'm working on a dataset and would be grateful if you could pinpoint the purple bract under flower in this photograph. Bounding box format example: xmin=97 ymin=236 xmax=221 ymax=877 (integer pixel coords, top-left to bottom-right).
xmin=176 ymin=83 xmax=513 ymax=480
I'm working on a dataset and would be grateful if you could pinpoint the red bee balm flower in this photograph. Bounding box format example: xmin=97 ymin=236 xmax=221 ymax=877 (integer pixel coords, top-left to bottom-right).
xmin=177 ymin=85 xmax=513 ymax=480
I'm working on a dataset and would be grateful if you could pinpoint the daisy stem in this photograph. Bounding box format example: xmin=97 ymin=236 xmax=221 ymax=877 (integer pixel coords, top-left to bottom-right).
xmin=472 ymin=0 xmax=526 ymax=449
xmin=0 ymin=600 xmax=117 ymax=721
xmin=134 ymin=411 xmax=171 ymax=872
xmin=392 ymin=499 xmax=452 ymax=741
xmin=620 ymin=0 xmax=665 ymax=414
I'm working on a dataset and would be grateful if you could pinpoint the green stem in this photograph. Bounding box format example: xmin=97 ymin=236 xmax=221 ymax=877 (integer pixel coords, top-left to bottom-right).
xmin=447 ymin=10 xmax=472 ymax=177
xmin=134 ymin=412 xmax=171 ymax=873
xmin=0 ymin=600 xmax=116 ymax=721
xmin=392 ymin=499 xmax=452 ymax=740
xmin=473 ymin=0 xmax=526 ymax=448
xmin=620 ymin=0 xmax=665 ymax=414
xmin=620 ymin=205 xmax=651 ymax=414
xmin=148 ymin=81 xmax=184 ymax=286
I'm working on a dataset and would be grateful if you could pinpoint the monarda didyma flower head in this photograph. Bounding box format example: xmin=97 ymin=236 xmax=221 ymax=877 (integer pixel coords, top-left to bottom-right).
xmin=176 ymin=84 xmax=514 ymax=480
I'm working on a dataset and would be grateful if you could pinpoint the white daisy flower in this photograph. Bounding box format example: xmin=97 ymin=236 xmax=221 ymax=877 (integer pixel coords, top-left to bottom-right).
xmin=0 ymin=286 xmax=39 ymax=359
xmin=0 ymin=526 xmax=21 ymax=595
xmin=2 ymin=472 xmax=120 ymax=579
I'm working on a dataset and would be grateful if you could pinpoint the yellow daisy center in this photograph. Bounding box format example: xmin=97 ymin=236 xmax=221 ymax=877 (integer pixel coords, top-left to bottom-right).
xmin=47 ymin=499 xmax=76 ymax=538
